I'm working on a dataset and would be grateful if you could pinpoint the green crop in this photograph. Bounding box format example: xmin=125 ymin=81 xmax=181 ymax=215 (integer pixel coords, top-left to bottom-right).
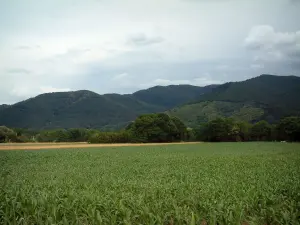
xmin=1 ymin=142 xmax=300 ymax=224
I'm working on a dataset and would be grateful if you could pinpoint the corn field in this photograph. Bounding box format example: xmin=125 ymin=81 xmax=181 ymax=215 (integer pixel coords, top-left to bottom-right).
xmin=0 ymin=142 xmax=300 ymax=224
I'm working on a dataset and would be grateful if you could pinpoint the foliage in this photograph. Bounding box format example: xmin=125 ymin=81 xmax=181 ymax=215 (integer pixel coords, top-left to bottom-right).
xmin=168 ymin=101 xmax=264 ymax=127
xmin=17 ymin=113 xmax=188 ymax=144
xmin=194 ymin=75 xmax=300 ymax=112
xmin=195 ymin=116 xmax=300 ymax=142
xmin=133 ymin=84 xmax=216 ymax=108
xmin=127 ymin=113 xmax=187 ymax=143
xmin=0 ymin=126 xmax=17 ymax=143
xmin=1 ymin=116 xmax=300 ymax=143
xmin=1 ymin=143 xmax=300 ymax=224
xmin=277 ymin=116 xmax=300 ymax=141
xmin=250 ymin=120 xmax=271 ymax=141
xmin=196 ymin=118 xmax=243 ymax=142
xmin=1 ymin=75 xmax=299 ymax=130
xmin=88 ymin=131 xmax=131 ymax=143
xmin=35 ymin=128 xmax=95 ymax=142
xmin=169 ymin=75 xmax=300 ymax=126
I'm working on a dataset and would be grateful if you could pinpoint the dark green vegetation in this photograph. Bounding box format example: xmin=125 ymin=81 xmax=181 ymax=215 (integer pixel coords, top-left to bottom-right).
xmin=0 ymin=85 xmax=214 ymax=130
xmin=1 ymin=115 xmax=300 ymax=143
xmin=132 ymin=85 xmax=217 ymax=108
xmin=1 ymin=143 xmax=300 ymax=224
xmin=1 ymin=75 xmax=300 ymax=130
xmin=0 ymin=113 xmax=191 ymax=143
xmin=168 ymin=101 xmax=264 ymax=127
xmin=196 ymin=116 xmax=300 ymax=142
xmin=0 ymin=104 xmax=9 ymax=111
xmin=169 ymin=75 xmax=300 ymax=126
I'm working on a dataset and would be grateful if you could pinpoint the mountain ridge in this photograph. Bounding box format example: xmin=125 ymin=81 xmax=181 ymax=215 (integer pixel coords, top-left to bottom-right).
xmin=1 ymin=74 xmax=299 ymax=130
xmin=168 ymin=74 xmax=300 ymax=126
xmin=0 ymin=84 xmax=215 ymax=129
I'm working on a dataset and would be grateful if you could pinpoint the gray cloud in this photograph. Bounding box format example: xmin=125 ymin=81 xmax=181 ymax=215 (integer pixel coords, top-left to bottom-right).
xmin=14 ymin=45 xmax=41 ymax=50
xmin=245 ymin=25 xmax=300 ymax=67
xmin=14 ymin=45 xmax=32 ymax=50
xmin=7 ymin=68 xmax=31 ymax=74
xmin=0 ymin=0 xmax=300 ymax=104
xmin=53 ymin=48 xmax=91 ymax=59
xmin=127 ymin=33 xmax=164 ymax=47
xmin=289 ymin=0 xmax=300 ymax=3
xmin=183 ymin=0 xmax=231 ymax=2
xmin=245 ymin=25 xmax=300 ymax=50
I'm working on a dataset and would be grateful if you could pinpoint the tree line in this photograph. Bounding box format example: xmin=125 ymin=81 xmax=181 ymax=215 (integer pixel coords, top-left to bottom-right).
xmin=195 ymin=116 xmax=300 ymax=142
xmin=0 ymin=114 xmax=299 ymax=143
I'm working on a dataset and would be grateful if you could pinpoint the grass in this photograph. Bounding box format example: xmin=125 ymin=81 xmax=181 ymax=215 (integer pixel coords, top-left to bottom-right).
xmin=0 ymin=142 xmax=300 ymax=224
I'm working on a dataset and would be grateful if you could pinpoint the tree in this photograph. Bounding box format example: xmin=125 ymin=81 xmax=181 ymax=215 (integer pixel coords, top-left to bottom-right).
xmin=277 ymin=116 xmax=300 ymax=142
xmin=88 ymin=131 xmax=131 ymax=143
xmin=250 ymin=120 xmax=271 ymax=141
xmin=195 ymin=118 xmax=252 ymax=142
xmin=200 ymin=118 xmax=236 ymax=142
xmin=170 ymin=116 xmax=188 ymax=140
xmin=236 ymin=121 xmax=252 ymax=141
xmin=0 ymin=126 xmax=17 ymax=143
xmin=128 ymin=113 xmax=186 ymax=143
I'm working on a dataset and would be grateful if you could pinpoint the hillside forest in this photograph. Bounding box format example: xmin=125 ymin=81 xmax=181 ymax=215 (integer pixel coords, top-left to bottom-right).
xmin=0 ymin=74 xmax=300 ymax=143
xmin=1 ymin=114 xmax=300 ymax=143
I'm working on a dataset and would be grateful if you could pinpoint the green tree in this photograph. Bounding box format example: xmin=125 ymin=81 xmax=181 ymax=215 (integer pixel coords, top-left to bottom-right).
xmin=170 ymin=116 xmax=188 ymax=140
xmin=200 ymin=118 xmax=236 ymax=142
xmin=277 ymin=116 xmax=300 ymax=142
xmin=236 ymin=121 xmax=252 ymax=141
xmin=128 ymin=113 xmax=186 ymax=143
xmin=0 ymin=126 xmax=17 ymax=143
xmin=250 ymin=120 xmax=271 ymax=141
xmin=196 ymin=118 xmax=252 ymax=142
xmin=88 ymin=131 xmax=131 ymax=143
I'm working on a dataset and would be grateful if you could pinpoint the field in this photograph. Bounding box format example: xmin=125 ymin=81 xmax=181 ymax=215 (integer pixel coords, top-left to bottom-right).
xmin=0 ymin=143 xmax=300 ymax=224
xmin=0 ymin=142 xmax=199 ymax=150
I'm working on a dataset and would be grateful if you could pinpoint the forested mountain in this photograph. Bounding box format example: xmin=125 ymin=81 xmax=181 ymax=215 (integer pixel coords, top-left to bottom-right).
xmin=168 ymin=75 xmax=300 ymax=126
xmin=0 ymin=104 xmax=9 ymax=111
xmin=1 ymin=75 xmax=299 ymax=130
xmin=133 ymin=84 xmax=217 ymax=108
xmin=0 ymin=85 xmax=213 ymax=129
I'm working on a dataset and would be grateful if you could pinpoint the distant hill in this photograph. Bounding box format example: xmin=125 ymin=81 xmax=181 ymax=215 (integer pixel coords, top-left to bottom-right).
xmin=0 ymin=104 xmax=9 ymax=111
xmin=168 ymin=75 xmax=300 ymax=126
xmin=0 ymin=85 xmax=214 ymax=129
xmin=133 ymin=84 xmax=217 ymax=108
xmin=1 ymin=75 xmax=299 ymax=130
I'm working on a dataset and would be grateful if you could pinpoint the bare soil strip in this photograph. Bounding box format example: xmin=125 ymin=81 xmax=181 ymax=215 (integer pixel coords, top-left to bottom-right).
xmin=0 ymin=142 xmax=201 ymax=150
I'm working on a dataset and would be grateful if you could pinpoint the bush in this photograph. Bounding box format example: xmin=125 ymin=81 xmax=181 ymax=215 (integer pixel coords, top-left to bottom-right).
xmin=0 ymin=126 xmax=17 ymax=143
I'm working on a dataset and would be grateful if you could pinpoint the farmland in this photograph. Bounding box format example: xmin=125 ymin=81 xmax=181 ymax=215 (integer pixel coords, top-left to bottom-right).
xmin=1 ymin=143 xmax=300 ymax=224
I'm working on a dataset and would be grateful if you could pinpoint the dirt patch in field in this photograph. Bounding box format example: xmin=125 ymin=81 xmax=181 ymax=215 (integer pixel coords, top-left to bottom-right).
xmin=0 ymin=142 xmax=201 ymax=150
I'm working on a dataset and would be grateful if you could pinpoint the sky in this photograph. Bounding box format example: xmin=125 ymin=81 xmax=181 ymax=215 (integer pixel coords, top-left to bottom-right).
xmin=0 ymin=0 xmax=299 ymax=104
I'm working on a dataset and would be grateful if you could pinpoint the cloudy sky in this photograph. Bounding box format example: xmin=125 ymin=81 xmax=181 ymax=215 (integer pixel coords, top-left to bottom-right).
xmin=0 ymin=0 xmax=299 ymax=104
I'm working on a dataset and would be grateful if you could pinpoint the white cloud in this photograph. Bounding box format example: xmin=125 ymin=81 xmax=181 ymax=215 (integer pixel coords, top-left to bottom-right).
xmin=11 ymin=85 xmax=71 ymax=98
xmin=150 ymin=74 xmax=222 ymax=87
xmin=153 ymin=79 xmax=191 ymax=85
xmin=127 ymin=33 xmax=164 ymax=47
xmin=245 ymin=25 xmax=300 ymax=62
xmin=112 ymin=73 xmax=129 ymax=80
xmin=40 ymin=86 xmax=71 ymax=93
xmin=0 ymin=0 xmax=300 ymax=103
xmin=193 ymin=77 xmax=222 ymax=86
xmin=250 ymin=64 xmax=264 ymax=70
xmin=215 ymin=65 xmax=230 ymax=70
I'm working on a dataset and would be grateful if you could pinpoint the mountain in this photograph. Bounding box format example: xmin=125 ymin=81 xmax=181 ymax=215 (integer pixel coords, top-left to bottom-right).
xmin=168 ymin=75 xmax=300 ymax=126
xmin=133 ymin=84 xmax=217 ymax=108
xmin=0 ymin=104 xmax=9 ymax=111
xmin=2 ymin=75 xmax=299 ymax=130
xmin=0 ymin=85 xmax=213 ymax=129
